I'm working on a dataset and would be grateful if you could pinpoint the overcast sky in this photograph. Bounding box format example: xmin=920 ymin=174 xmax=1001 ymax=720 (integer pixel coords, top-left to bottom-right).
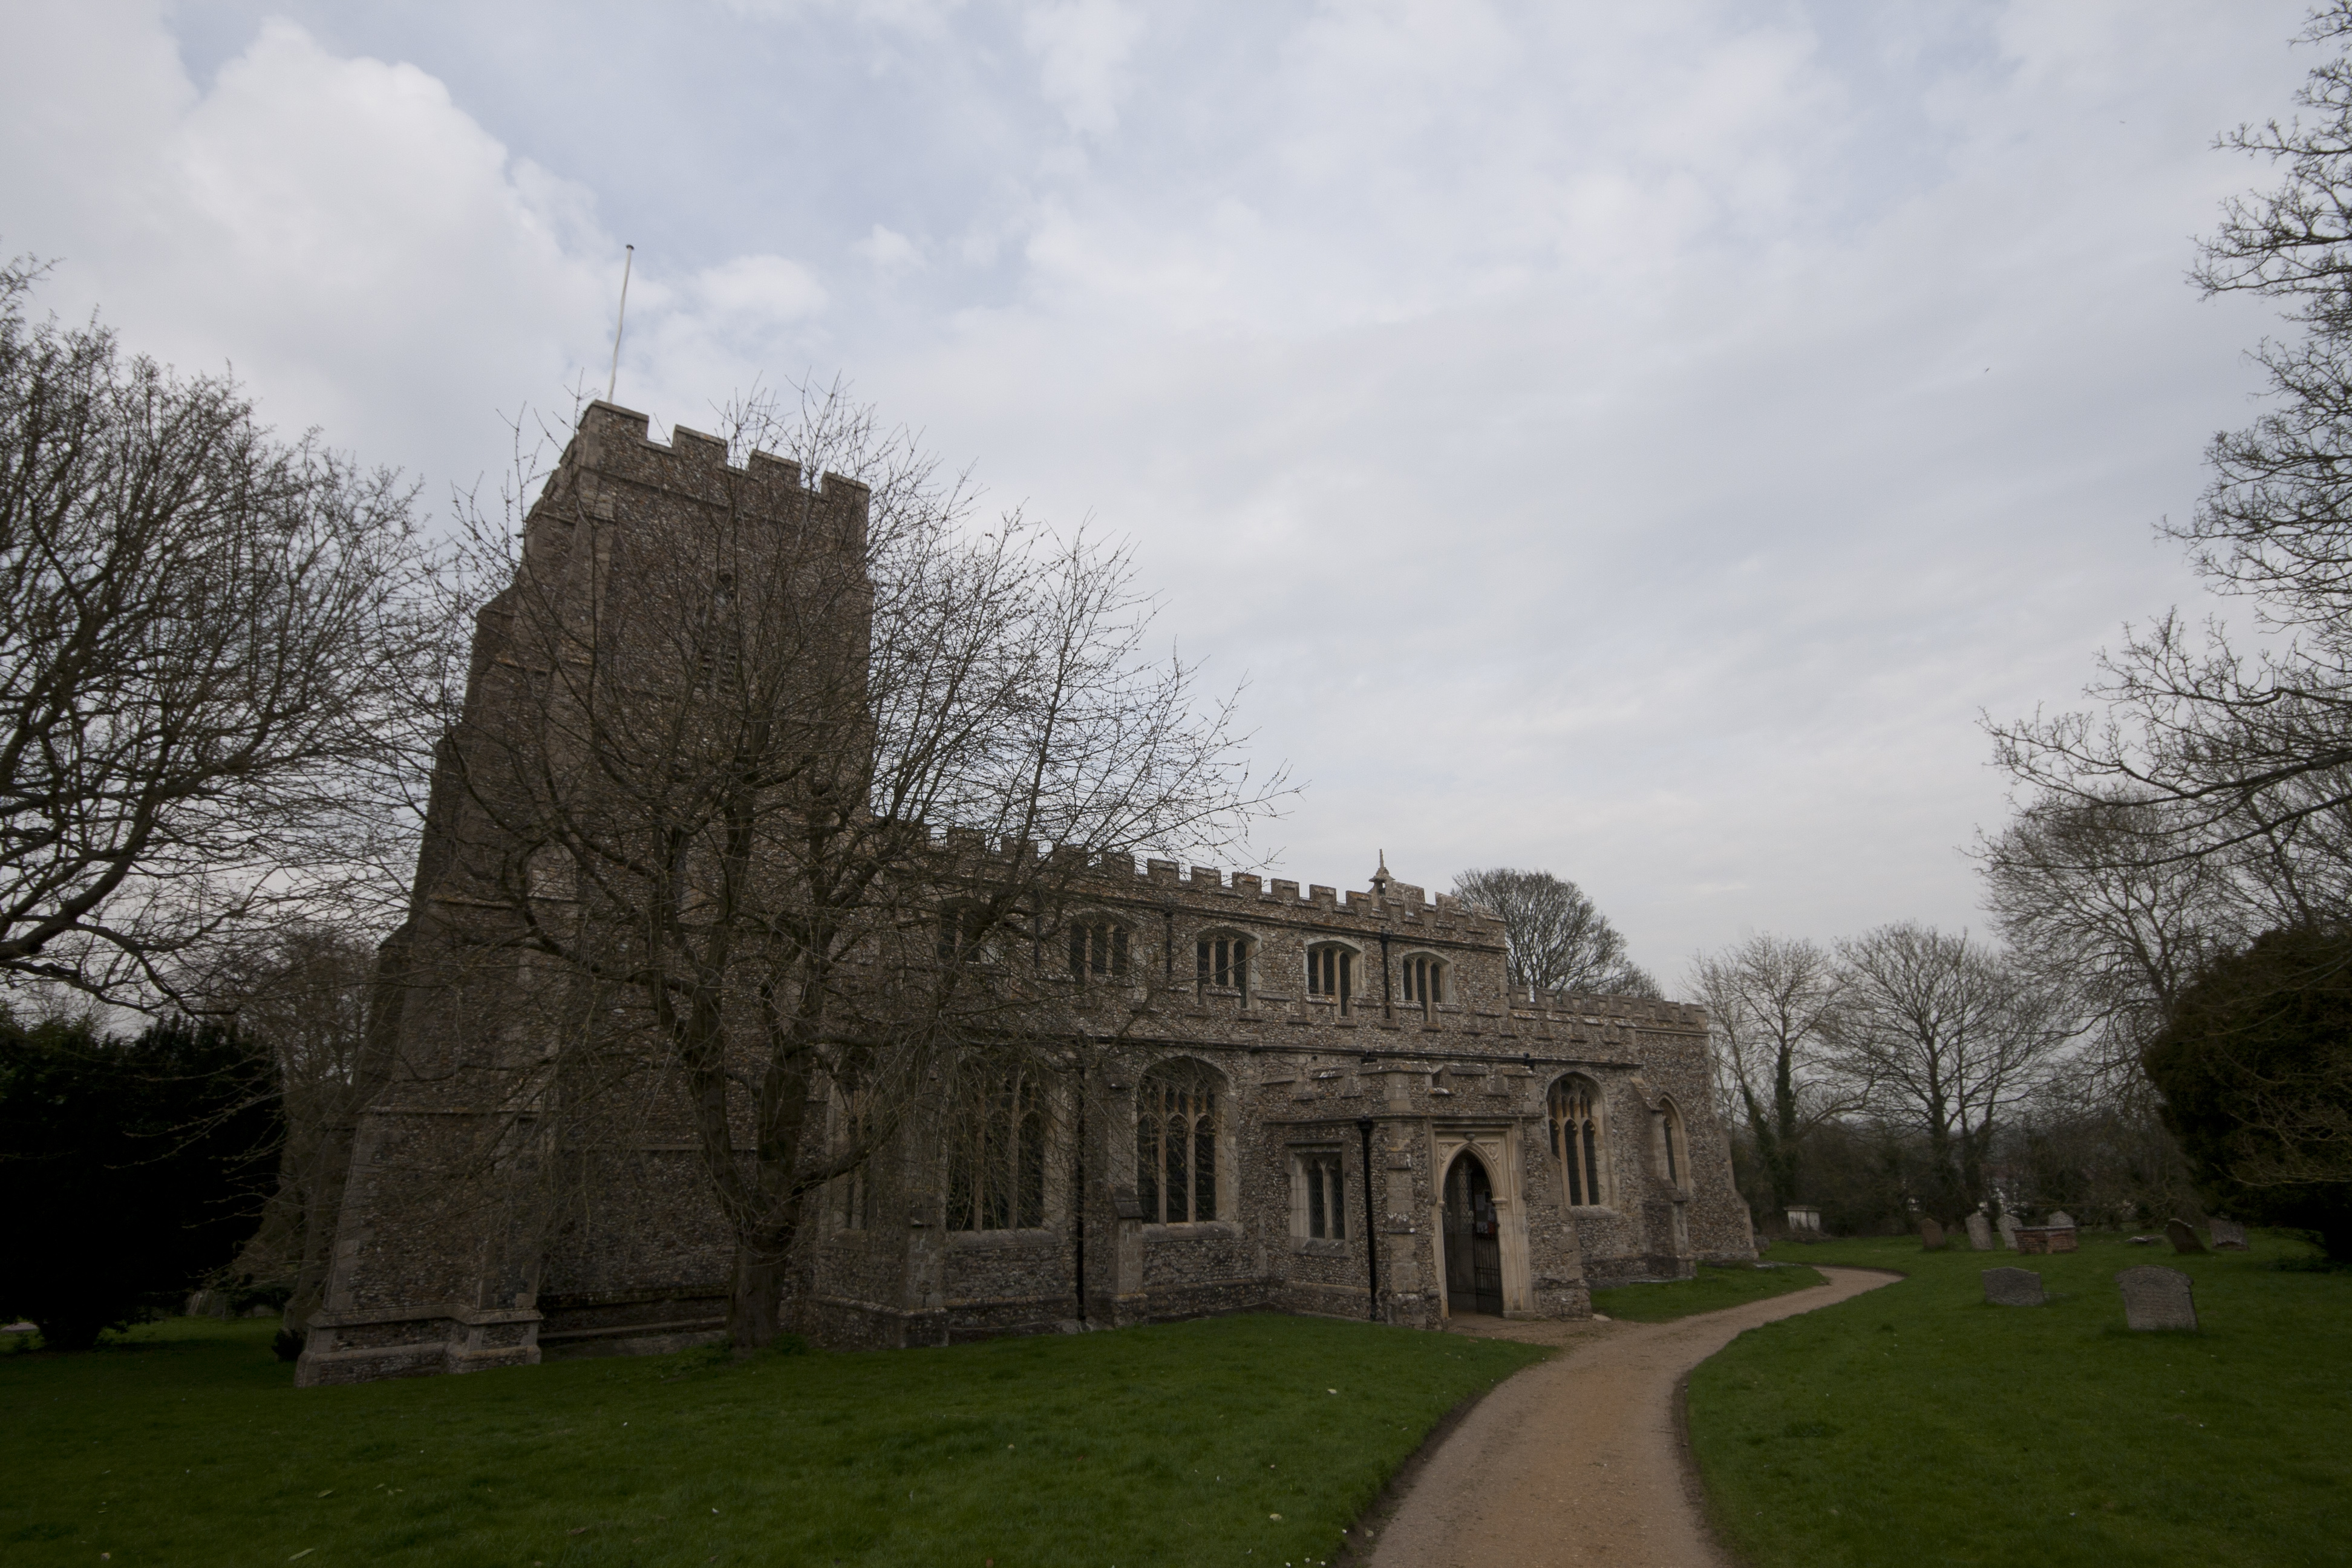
xmin=0 ymin=0 xmax=2322 ymax=987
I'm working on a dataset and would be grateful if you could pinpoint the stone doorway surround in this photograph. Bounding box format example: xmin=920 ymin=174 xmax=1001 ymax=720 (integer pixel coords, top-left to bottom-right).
xmin=1427 ymin=1123 xmax=1534 ymax=1318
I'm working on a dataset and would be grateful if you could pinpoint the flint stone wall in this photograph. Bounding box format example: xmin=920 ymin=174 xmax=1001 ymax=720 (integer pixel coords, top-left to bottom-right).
xmin=298 ymin=402 xmax=1754 ymax=1384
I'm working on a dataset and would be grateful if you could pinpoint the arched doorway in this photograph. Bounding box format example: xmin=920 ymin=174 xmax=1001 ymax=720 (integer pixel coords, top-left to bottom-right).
xmin=1442 ymin=1151 xmax=1504 ymax=1316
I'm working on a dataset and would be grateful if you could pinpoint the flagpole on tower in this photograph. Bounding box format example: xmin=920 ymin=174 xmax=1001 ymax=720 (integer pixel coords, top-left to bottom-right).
xmin=605 ymin=244 xmax=635 ymax=403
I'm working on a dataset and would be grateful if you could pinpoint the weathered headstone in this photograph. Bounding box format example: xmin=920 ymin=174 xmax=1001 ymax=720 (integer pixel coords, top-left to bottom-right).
xmin=1966 ymin=1213 xmax=1995 ymax=1251
xmin=2166 ymin=1218 xmax=2207 ymax=1255
xmin=1919 ymin=1217 xmax=1947 ymax=1250
xmin=1982 ymin=1267 xmax=2045 ymax=1306
xmin=2117 ymin=1265 xmax=2198 ymax=1330
xmin=2014 ymin=1226 xmax=2077 ymax=1254
xmin=2048 ymin=1210 xmax=2076 ymax=1230
xmin=1997 ymin=1214 xmax=2020 ymax=1250
xmin=2209 ymin=1217 xmax=2250 ymax=1251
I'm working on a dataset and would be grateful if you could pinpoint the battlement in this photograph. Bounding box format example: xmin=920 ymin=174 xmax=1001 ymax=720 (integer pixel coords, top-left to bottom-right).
xmin=926 ymin=829 xmax=1501 ymax=938
xmin=564 ymin=402 xmax=871 ymax=541
xmin=1518 ymin=989 xmax=1705 ymax=1031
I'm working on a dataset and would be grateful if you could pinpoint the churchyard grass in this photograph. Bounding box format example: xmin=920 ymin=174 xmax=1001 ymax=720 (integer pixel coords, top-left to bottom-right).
xmin=1689 ymin=1230 xmax=2350 ymax=1568
xmin=1590 ymin=1261 xmax=1825 ymax=1323
xmin=0 ymin=1311 xmax=1544 ymax=1567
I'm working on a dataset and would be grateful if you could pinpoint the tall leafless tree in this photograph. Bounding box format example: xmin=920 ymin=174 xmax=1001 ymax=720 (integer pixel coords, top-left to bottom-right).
xmin=424 ymin=386 xmax=1285 ymax=1348
xmin=1450 ymin=866 xmax=1657 ymax=996
xmin=1831 ymin=923 xmax=2069 ymax=1221
xmin=1688 ymin=933 xmax=1859 ymax=1222
xmin=1990 ymin=4 xmax=2352 ymax=898
xmin=0 ymin=261 xmax=446 ymax=1005
xmin=191 ymin=923 xmax=387 ymax=1342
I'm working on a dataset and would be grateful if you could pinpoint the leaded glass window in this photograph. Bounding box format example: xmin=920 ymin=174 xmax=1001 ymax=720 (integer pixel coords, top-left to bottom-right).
xmin=1548 ymin=1074 xmax=1607 ymax=1208
xmin=947 ymin=1067 xmax=1047 ymax=1230
xmin=1136 ymin=1059 xmax=1221 ymax=1223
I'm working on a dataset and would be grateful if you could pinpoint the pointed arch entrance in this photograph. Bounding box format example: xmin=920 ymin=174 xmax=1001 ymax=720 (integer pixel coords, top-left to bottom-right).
xmin=1442 ymin=1149 xmax=1505 ymax=1316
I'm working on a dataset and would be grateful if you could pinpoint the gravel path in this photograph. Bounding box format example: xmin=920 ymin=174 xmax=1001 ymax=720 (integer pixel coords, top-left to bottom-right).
xmin=1361 ymin=1266 xmax=1899 ymax=1568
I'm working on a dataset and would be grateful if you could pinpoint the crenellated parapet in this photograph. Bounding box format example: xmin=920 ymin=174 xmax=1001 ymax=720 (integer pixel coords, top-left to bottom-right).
xmin=520 ymin=402 xmax=871 ymax=579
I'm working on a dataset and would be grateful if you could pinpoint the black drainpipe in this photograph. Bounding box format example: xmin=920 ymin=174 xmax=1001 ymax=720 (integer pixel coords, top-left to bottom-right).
xmin=1073 ymin=1063 xmax=1088 ymax=1325
xmin=1379 ymin=930 xmax=1393 ymax=1020
xmin=1357 ymin=1109 xmax=1379 ymax=1322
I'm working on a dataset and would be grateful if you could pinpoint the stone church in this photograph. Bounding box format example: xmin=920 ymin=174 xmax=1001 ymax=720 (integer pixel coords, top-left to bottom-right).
xmin=295 ymin=403 xmax=1755 ymax=1387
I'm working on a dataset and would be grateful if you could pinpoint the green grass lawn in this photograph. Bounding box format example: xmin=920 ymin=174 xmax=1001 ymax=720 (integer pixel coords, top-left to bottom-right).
xmin=1689 ymin=1230 xmax=2352 ymax=1568
xmin=1591 ymin=1261 xmax=1826 ymax=1323
xmin=0 ymin=1312 xmax=1546 ymax=1568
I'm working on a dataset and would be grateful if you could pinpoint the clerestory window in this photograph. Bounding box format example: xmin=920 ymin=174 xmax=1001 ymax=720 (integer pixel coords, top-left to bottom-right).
xmin=1400 ymin=953 xmax=1446 ymax=1008
xmin=1196 ymin=932 xmax=1251 ymax=1002
xmin=1068 ymin=918 xmax=1129 ymax=981
xmin=1305 ymin=944 xmax=1356 ymax=1014
xmin=937 ymin=904 xmax=995 ymax=965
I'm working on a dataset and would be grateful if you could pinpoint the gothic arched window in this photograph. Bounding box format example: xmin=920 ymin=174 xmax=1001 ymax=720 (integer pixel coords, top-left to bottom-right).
xmin=830 ymin=1077 xmax=879 ymax=1232
xmin=1548 ymin=1074 xmax=1609 ymax=1208
xmin=947 ymin=1066 xmax=1047 ymax=1230
xmin=1136 ymin=1058 xmax=1223 ymax=1223
xmin=1658 ymin=1096 xmax=1686 ymax=1187
xmin=1399 ymin=952 xmax=1446 ymax=1010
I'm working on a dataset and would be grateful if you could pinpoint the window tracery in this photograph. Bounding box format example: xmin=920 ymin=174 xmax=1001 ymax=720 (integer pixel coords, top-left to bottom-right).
xmin=1135 ymin=1058 xmax=1221 ymax=1224
xmin=946 ymin=1066 xmax=1047 ymax=1230
xmin=1548 ymin=1074 xmax=1609 ymax=1208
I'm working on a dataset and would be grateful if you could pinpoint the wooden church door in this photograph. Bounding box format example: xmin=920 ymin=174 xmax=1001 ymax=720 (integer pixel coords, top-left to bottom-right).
xmin=1442 ymin=1152 xmax=1505 ymax=1315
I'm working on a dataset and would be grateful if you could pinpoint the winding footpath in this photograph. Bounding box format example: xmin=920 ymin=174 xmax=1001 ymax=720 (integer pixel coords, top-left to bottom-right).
xmin=1363 ymin=1266 xmax=1898 ymax=1568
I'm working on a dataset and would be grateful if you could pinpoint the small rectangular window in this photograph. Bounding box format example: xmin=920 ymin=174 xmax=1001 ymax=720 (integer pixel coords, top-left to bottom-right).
xmin=1071 ymin=921 xmax=1129 ymax=981
xmin=1298 ymin=1151 xmax=1347 ymax=1240
xmin=1305 ymin=948 xmax=1351 ymax=1013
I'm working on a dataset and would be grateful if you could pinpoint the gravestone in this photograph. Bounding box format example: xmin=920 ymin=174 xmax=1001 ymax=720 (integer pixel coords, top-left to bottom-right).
xmin=1966 ymin=1213 xmax=1995 ymax=1251
xmin=1982 ymin=1267 xmax=2044 ymax=1306
xmin=2014 ymin=1226 xmax=2077 ymax=1254
xmin=1919 ymin=1217 xmax=1946 ymax=1250
xmin=1997 ymin=1214 xmax=2020 ymax=1250
xmin=2209 ymin=1217 xmax=2250 ymax=1251
xmin=2117 ymin=1265 xmax=2198 ymax=1330
xmin=2048 ymin=1210 xmax=2076 ymax=1230
xmin=2166 ymin=1218 xmax=2207 ymax=1255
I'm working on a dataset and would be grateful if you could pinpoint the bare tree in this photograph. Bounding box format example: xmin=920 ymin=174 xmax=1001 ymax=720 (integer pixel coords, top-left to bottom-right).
xmin=1450 ymin=866 xmax=1657 ymax=996
xmin=0 ymin=261 xmax=445 ymax=1005
xmin=1990 ymin=5 xmax=2352 ymax=895
xmin=1831 ymin=924 xmax=2069 ymax=1221
xmin=192 ymin=924 xmax=387 ymax=1343
xmin=1688 ymin=933 xmax=1858 ymax=1223
xmin=1978 ymin=794 xmax=2247 ymax=1076
xmin=414 ymin=387 xmax=1284 ymax=1348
